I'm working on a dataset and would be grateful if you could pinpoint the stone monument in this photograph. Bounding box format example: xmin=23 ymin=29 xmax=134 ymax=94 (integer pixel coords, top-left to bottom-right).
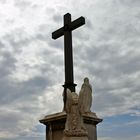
xmin=39 ymin=13 xmax=102 ymax=140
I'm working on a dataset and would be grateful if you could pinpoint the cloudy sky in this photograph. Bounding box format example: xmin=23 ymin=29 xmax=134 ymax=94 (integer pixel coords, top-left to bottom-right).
xmin=0 ymin=0 xmax=140 ymax=140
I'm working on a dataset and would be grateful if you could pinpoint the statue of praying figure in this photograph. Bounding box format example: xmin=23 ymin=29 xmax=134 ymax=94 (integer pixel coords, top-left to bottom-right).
xmin=64 ymin=89 xmax=87 ymax=137
xmin=78 ymin=77 xmax=92 ymax=114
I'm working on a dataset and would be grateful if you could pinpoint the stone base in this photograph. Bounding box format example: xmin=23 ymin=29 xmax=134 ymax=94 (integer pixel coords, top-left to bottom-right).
xmin=62 ymin=136 xmax=88 ymax=140
xmin=39 ymin=112 xmax=102 ymax=140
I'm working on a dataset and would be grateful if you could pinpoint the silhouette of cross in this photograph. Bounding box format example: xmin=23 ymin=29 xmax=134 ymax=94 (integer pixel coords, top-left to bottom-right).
xmin=52 ymin=13 xmax=85 ymax=92
xmin=52 ymin=13 xmax=85 ymax=110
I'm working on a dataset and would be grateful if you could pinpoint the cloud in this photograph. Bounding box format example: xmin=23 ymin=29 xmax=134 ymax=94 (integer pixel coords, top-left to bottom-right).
xmin=98 ymin=135 xmax=140 ymax=140
xmin=14 ymin=0 xmax=32 ymax=11
xmin=0 ymin=0 xmax=140 ymax=140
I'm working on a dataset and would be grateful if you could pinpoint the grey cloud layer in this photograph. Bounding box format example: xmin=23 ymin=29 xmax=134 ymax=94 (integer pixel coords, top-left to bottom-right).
xmin=0 ymin=0 xmax=140 ymax=140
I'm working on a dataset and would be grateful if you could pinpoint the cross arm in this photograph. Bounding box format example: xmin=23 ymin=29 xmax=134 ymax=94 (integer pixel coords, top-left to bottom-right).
xmin=70 ymin=16 xmax=85 ymax=31
xmin=52 ymin=27 xmax=64 ymax=39
xmin=52 ymin=16 xmax=85 ymax=39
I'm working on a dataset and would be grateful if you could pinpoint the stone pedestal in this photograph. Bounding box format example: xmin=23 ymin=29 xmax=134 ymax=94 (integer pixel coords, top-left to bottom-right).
xmin=40 ymin=112 xmax=102 ymax=140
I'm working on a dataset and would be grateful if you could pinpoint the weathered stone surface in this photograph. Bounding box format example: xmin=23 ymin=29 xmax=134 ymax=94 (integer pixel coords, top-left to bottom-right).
xmin=40 ymin=78 xmax=102 ymax=140
xmin=64 ymin=89 xmax=88 ymax=137
xmin=78 ymin=77 xmax=92 ymax=114
xmin=40 ymin=112 xmax=102 ymax=140
xmin=62 ymin=136 xmax=88 ymax=140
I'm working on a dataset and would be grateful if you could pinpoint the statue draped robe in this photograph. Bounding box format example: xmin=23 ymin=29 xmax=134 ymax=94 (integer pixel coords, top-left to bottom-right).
xmin=78 ymin=78 xmax=92 ymax=114
xmin=64 ymin=89 xmax=87 ymax=136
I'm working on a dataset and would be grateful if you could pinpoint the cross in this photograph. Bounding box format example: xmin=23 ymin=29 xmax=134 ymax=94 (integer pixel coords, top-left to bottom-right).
xmin=52 ymin=13 xmax=85 ymax=108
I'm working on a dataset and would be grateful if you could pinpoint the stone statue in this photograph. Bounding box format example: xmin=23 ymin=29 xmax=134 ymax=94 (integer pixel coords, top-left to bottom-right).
xmin=78 ymin=77 xmax=92 ymax=114
xmin=64 ymin=89 xmax=87 ymax=137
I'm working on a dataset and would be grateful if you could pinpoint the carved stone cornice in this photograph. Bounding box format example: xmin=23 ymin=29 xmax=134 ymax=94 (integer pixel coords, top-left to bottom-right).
xmin=40 ymin=111 xmax=102 ymax=127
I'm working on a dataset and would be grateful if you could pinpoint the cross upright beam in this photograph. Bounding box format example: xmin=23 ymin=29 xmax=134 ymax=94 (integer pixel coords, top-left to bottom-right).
xmin=52 ymin=13 xmax=85 ymax=93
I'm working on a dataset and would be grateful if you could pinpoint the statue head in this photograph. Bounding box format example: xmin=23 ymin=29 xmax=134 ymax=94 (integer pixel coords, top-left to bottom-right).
xmin=84 ymin=77 xmax=89 ymax=83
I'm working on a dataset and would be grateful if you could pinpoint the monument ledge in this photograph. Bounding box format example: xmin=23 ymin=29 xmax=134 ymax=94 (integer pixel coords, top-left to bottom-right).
xmin=40 ymin=111 xmax=102 ymax=125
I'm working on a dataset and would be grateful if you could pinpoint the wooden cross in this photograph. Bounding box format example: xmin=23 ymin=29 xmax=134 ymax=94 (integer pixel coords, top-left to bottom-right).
xmin=52 ymin=13 xmax=85 ymax=109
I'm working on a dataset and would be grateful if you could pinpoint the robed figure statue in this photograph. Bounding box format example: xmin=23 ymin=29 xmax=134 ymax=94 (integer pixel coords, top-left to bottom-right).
xmin=78 ymin=77 xmax=92 ymax=114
